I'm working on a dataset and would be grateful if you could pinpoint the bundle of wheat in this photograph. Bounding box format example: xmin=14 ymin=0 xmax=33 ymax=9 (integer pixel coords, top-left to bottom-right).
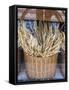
xmin=18 ymin=22 xmax=64 ymax=57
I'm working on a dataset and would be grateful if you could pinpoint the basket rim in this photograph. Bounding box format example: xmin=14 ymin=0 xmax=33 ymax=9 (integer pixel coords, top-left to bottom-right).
xmin=24 ymin=51 xmax=57 ymax=59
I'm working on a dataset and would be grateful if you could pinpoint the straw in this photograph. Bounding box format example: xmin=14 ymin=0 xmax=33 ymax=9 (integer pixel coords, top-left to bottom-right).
xmin=18 ymin=21 xmax=64 ymax=57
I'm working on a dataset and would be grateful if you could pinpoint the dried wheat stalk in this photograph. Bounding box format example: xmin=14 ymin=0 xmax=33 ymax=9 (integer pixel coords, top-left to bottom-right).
xmin=18 ymin=21 xmax=65 ymax=57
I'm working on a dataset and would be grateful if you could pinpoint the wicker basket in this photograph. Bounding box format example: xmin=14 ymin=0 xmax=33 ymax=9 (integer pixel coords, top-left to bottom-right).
xmin=24 ymin=52 xmax=57 ymax=80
